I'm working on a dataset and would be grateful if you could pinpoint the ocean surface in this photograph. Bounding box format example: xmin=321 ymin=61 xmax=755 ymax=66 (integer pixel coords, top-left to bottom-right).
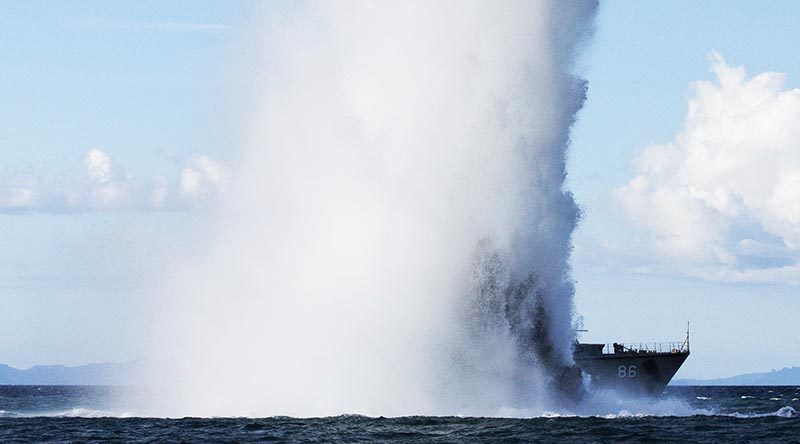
xmin=0 ymin=385 xmax=797 ymax=443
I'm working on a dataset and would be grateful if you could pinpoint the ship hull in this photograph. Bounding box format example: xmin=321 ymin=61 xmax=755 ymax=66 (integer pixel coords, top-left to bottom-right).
xmin=575 ymin=351 xmax=689 ymax=396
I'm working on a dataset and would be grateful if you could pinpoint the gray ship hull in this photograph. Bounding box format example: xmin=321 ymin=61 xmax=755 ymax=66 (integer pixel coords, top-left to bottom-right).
xmin=575 ymin=350 xmax=689 ymax=396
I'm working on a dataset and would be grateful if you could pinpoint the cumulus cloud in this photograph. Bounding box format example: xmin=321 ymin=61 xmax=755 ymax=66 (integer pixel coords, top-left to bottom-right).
xmin=0 ymin=149 xmax=226 ymax=212
xmin=0 ymin=176 xmax=38 ymax=210
xmin=179 ymin=154 xmax=226 ymax=205
xmin=85 ymin=148 xmax=115 ymax=183
xmin=616 ymin=53 xmax=800 ymax=284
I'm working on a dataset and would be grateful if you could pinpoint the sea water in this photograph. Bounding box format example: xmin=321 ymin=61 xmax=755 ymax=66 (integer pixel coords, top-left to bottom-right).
xmin=0 ymin=386 xmax=797 ymax=442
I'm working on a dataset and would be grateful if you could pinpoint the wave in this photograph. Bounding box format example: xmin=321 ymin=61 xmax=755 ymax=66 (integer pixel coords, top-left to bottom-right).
xmin=1 ymin=409 xmax=796 ymax=420
xmin=0 ymin=407 xmax=136 ymax=418
xmin=573 ymin=405 xmax=797 ymax=420
xmin=725 ymin=406 xmax=797 ymax=419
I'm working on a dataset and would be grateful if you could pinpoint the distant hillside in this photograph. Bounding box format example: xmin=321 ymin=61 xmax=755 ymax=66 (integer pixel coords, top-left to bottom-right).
xmin=0 ymin=362 xmax=141 ymax=385
xmin=4 ymin=361 xmax=798 ymax=386
xmin=673 ymin=367 xmax=800 ymax=386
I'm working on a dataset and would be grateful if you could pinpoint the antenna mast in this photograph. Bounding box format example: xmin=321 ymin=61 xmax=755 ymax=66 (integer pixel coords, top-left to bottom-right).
xmin=686 ymin=321 xmax=690 ymax=351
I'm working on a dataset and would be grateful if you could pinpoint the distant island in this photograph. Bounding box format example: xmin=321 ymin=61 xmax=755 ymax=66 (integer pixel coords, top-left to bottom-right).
xmin=0 ymin=362 xmax=142 ymax=385
xmin=672 ymin=367 xmax=800 ymax=386
xmin=1 ymin=362 xmax=799 ymax=386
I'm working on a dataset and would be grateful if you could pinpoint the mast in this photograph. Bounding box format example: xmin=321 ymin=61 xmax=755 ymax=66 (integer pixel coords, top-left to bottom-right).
xmin=685 ymin=321 xmax=690 ymax=352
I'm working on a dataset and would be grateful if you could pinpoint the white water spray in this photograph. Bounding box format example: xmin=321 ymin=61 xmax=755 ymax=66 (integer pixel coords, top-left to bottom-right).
xmin=145 ymin=0 xmax=597 ymax=417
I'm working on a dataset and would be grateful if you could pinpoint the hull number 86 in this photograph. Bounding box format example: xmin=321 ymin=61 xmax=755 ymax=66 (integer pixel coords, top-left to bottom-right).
xmin=618 ymin=365 xmax=637 ymax=378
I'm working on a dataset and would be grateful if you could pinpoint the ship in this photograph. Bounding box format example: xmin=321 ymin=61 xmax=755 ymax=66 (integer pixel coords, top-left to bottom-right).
xmin=573 ymin=324 xmax=690 ymax=396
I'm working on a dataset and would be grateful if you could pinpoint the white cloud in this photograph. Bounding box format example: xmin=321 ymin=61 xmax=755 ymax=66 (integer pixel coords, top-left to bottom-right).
xmin=0 ymin=149 xmax=226 ymax=213
xmin=180 ymin=168 xmax=202 ymax=195
xmin=616 ymin=53 xmax=800 ymax=284
xmin=0 ymin=176 xmax=38 ymax=210
xmin=150 ymin=176 xmax=170 ymax=210
xmin=81 ymin=148 xmax=133 ymax=209
xmin=179 ymin=154 xmax=226 ymax=204
xmin=85 ymin=148 xmax=114 ymax=184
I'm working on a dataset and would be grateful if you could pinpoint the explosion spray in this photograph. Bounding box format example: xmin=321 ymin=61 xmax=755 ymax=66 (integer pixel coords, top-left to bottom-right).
xmin=146 ymin=0 xmax=597 ymax=417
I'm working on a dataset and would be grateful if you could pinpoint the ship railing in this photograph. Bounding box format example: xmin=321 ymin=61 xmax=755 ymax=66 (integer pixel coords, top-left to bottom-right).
xmin=601 ymin=341 xmax=689 ymax=355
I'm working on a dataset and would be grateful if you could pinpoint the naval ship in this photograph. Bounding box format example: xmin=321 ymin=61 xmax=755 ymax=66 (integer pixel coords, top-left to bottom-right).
xmin=573 ymin=325 xmax=690 ymax=396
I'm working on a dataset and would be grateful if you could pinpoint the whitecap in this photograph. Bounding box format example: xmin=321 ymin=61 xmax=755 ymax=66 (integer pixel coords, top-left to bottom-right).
xmin=10 ymin=407 xmax=137 ymax=418
xmin=570 ymin=389 xmax=713 ymax=418
xmin=727 ymin=406 xmax=797 ymax=419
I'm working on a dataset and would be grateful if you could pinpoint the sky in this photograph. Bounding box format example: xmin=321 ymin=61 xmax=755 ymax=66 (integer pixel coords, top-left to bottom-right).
xmin=1 ymin=1 xmax=798 ymax=380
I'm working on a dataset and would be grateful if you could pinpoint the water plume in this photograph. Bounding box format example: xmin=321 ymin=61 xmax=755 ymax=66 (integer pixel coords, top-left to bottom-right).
xmin=145 ymin=0 xmax=597 ymax=417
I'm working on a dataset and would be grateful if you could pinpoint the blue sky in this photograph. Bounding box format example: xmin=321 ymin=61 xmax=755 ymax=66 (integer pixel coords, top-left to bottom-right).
xmin=1 ymin=1 xmax=798 ymax=379
xmin=570 ymin=1 xmax=800 ymax=378
xmin=0 ymin=1 xmax=248 ymax=172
